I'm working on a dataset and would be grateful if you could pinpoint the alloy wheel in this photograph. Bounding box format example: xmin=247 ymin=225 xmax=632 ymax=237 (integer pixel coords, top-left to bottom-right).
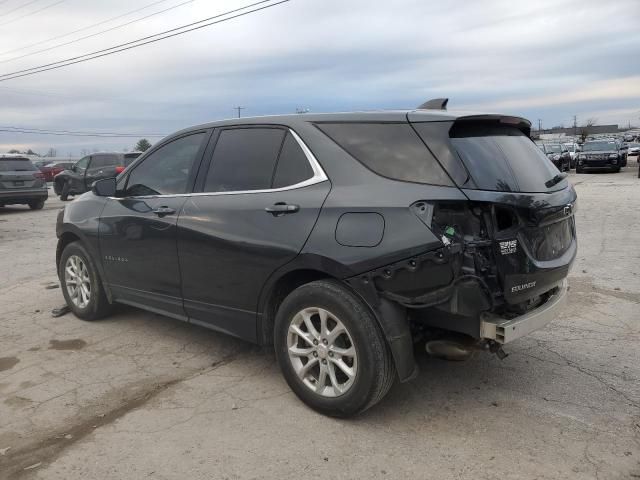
xmin=287 ymin=307 xmax=358 ymax=397
xmin=64 ymin=255 xmax=91 ymax=309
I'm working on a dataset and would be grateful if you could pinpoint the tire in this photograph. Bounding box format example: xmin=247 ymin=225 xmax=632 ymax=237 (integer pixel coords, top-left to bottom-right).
xmin=612 ymin=167 xmax=621 ymax=173
xmin=60 ymin=181 xmax=70 ymax=201
xmin=28 ymin=199 xmax=45 ymax=210
xmin=59 ymin=241 xmax=112 ymax=321
xmin=576 ymin=167 xmax=583 ymax=174
xmin=274 ymin=279 xmax=395 ymax=417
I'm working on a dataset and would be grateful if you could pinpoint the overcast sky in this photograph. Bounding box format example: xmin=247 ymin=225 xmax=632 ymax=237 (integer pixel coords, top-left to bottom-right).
xmin=0 ymin=0 xmax=638 ymax=155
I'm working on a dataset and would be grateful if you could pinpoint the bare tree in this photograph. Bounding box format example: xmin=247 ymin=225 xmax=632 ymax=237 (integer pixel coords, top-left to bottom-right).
xmin=578 ymin=118 xmax=597 ymax=143
xmin=45 ymin=148 xmax=57 ymax=157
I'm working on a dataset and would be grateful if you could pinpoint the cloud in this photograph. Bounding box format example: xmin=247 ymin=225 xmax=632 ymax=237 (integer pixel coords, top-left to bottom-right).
xmin=0 ymin=0 xmax=639 ymax=154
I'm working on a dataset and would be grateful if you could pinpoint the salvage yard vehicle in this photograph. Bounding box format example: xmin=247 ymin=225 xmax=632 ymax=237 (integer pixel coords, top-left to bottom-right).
xmin=39 ymin=160 xmax=75 ymax=182
xmin=54 ymin=152 xmax=142 ymax=200
xmin=541 ymin=143 xmax=571 ymax=171
xmin=56 ymin=101 xmax=577 ymax=416
xmin=576 ymin=140 xmax=624 ymax=173
xmin=0 ymin=154 xmax=48 ymax=209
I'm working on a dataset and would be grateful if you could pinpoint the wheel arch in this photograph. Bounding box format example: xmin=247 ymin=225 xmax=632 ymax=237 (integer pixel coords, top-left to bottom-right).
xmin=258 ymin=256 xmax=417 ymax=383
xmin=56 ymin=226 xmax=113 ymax=302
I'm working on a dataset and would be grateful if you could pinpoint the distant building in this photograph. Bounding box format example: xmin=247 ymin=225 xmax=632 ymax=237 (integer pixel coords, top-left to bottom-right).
xmin=532 ymin=124 xmax=619 ymax=139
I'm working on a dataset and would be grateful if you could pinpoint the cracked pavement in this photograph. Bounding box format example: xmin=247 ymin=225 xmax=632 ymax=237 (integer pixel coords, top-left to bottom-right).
xmin=1 ymin=169 xmax=639 ymax=480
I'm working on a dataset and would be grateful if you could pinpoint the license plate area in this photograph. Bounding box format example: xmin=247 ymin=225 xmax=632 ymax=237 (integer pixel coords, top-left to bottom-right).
xmin=13 ymin=180 xmax=24 ymax=186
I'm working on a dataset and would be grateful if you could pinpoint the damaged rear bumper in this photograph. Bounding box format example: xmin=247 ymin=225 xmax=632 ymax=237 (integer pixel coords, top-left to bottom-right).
xmin=479 ymin=280 xmax=568 ymax=344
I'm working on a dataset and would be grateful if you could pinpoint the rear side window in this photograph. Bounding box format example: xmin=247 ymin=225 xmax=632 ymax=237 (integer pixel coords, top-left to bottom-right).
xmin=316 ymin=123 xmax=453 ymax=186
xmin=272 ymin=133 xmax=314 ymax=188
xmin=91 ymin=154 xmax=120 ymax=168
xmin=204 ymin=128 xmax=285 ymax=192
xmin=0 ymin=158 xmax=36 ymax=171
xmin=450 ymin=122 xmax=566 ymax=193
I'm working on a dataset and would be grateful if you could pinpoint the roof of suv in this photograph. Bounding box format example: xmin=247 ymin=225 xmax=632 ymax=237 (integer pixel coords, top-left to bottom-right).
xmin=174 ymin=109 xmax=531 ymax=138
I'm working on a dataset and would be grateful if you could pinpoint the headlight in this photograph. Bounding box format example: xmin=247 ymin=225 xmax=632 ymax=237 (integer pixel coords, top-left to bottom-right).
xmin=578 ymin=154 xmax=586 ymax=160
xmin=609 ymin=154 xmax=618 ymax=159
xmin=553 ymin=154 xmax=560 ymax=160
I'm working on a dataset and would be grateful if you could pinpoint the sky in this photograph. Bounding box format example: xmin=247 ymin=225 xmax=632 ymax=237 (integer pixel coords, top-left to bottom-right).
xmin=0 ymin=0 xmax=638 ymax=156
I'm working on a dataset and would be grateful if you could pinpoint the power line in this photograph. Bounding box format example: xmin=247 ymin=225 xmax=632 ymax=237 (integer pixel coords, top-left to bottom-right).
xmin=0 ymin=0 xmax=288 ymax=82
xmin=0 ymin=0 xmax=43 ymax=18
xmin=0 ymin=0 xmax=193 ymax=64
xmin=0 ymin=0 xmax=64 ymax=27
xmin=0 ymin=126 xmax=166 ymax=137
xmin=0 ymin=0 xmax=172 ymax=56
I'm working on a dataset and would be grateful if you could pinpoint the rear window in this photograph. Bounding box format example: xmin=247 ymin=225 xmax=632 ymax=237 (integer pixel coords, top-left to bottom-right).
xmin=124 ymin=153 xmax=141 ymax=166
xmin=316 ymin=123 xmax=453 ymax=186
xmin=0 ymin=158 xmax=37 ymax=171
xmin=449 ymin=123 xmax=567 ymax=193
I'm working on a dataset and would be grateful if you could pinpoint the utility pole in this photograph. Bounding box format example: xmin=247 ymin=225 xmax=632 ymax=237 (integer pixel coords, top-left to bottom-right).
xmin=538 ymin=119 xmax=542 ymax=133
xmin=573 ymin=115 xmax=577 ymax=139
xmin=234 ymin=106 xmax=245 ymax=118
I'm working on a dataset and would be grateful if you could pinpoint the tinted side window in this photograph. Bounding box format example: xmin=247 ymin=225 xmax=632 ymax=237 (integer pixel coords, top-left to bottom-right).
xmin=125 ymin=133 xmax=205 ymax=196
xmin=204 ymin=128 xmax=285 ymax=192
xmin=272 ymin=133 xmax=314 ymax=188
xmin=316 ymin=123 xmax=453 ymax=186
xmin=75 ymin=157 xmax=89 ymax=170
xmin=91 ymin=154 xmax=120 ymax=168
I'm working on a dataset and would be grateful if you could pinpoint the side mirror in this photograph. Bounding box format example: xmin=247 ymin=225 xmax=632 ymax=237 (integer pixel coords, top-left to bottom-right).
xmin=92 ymin=177 xmax=117 ymax=197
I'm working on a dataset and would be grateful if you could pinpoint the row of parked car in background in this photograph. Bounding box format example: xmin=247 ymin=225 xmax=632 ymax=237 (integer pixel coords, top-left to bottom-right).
xmin=1 ymin=151 xmax=142 ymax=209
xmin=537 ymin=132 xmax=640 ymax=173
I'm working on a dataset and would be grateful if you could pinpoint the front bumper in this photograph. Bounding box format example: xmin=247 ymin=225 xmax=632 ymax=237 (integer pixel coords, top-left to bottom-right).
xmin=479 ymin=280 xmax=568 ymax=344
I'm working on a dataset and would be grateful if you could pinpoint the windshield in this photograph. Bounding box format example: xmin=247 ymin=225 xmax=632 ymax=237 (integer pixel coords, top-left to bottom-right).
xmin=0 ymin=158 xmax=37 ymax=171
xmin=449 ymin=123 xmax=567 ymax=193
xmin=545 ymin=145 xmax=562 ymax=153
xmin=583 ymin=141 xmax=617 ymax=151
xmin=563 ymin=144 xmax=576 ymax=152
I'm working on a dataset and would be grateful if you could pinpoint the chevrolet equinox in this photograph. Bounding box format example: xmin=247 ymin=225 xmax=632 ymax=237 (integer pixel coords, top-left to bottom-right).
xmin=56 ymin=101 xmax=577 ymax=416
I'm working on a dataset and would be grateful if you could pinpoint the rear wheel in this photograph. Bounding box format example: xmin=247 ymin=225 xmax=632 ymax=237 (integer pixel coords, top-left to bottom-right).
xmin=28 ymin=199 xmax=45 ymax=210
xmin=60 ymin=181 xmax=70 ymax=201
xmin=274 ymin=280 xmax=395 ymax=417
xmin=59 ymin=242 xmax=111 ymax=321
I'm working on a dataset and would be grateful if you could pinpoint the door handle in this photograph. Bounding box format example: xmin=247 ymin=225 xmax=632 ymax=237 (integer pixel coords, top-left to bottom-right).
xmin=152 ymin=206 xmax=176 ymax=217
xmin=265 ymin=203 xmax=299 ymax=216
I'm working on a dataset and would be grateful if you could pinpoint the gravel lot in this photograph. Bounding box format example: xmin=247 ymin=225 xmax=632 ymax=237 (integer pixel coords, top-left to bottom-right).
xmin=1 ymin=168 xmax=639 ymax=480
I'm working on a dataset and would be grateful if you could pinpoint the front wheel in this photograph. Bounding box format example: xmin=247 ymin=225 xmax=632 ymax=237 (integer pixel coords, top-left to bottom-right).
xmin=274 ymin=280 xmax=395 ymax=417
xmin=59 ymin=242 xmax=112 ymax=321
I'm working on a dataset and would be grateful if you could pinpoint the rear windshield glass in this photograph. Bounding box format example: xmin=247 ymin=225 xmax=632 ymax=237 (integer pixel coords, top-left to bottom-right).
xmin=0 ymin=158 xmax=37 ymax=171
xmin=316 ymin=123 xmax=453 ymax=186
xmin=450 ymin=123 xmax=566 ymax=193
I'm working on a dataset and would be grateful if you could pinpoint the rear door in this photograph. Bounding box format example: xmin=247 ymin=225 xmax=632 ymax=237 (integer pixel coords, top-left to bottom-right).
xmin=411 ymin=117 xmax=577 ymax=304
xmin=177 ymin=126 xmax=330 ymax=341
xmin=99 ymin=131 xmax=209 ymax=318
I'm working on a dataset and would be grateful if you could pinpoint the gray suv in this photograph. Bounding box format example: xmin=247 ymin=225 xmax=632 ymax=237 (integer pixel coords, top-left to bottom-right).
xmin=0 ymin=155 xmax=48 ymax=209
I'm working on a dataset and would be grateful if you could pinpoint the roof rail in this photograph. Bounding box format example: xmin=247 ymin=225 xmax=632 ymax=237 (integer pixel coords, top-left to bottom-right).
xmin=417 ymin=98 xmax=448 ymax=110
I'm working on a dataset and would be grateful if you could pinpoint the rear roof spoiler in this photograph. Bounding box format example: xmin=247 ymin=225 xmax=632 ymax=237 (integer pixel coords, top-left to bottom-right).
xmin=417 ymin=98 xmax=448 ymax=110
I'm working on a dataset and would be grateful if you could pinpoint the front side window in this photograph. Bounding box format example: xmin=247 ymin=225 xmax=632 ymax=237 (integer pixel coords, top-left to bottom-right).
xmin=125 ymin=133 xmax=205 ymax=196
xmin=204 ymin=128 xmax=285 ymax=192
xmin=316 ymin=122 xmax=453 ymax=186
xmin=75 ymin=156 xmax=90 ymax=170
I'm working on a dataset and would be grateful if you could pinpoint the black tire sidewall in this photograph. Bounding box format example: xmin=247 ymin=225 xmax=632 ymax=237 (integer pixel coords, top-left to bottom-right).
xmin=59 ymin=242 xmax=106 ymax=320
xmin=60 ymin=182 xmax=70 ymax=201
xmin=274 ymin=280 xmax=389 ymax=417
xmin=29 ymin=199 xmax=45 ymax=210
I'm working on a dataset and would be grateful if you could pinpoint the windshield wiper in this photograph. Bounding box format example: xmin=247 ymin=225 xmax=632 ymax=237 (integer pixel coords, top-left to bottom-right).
xmin=545 ymin=172 xmax=568 ymax=188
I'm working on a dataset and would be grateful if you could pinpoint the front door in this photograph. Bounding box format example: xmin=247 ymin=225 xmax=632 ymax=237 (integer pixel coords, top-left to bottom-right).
xmin=178 ymin=127 xmax=330 ymax=341
xmin=99 ymin=131 xmax=209 ymax=319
